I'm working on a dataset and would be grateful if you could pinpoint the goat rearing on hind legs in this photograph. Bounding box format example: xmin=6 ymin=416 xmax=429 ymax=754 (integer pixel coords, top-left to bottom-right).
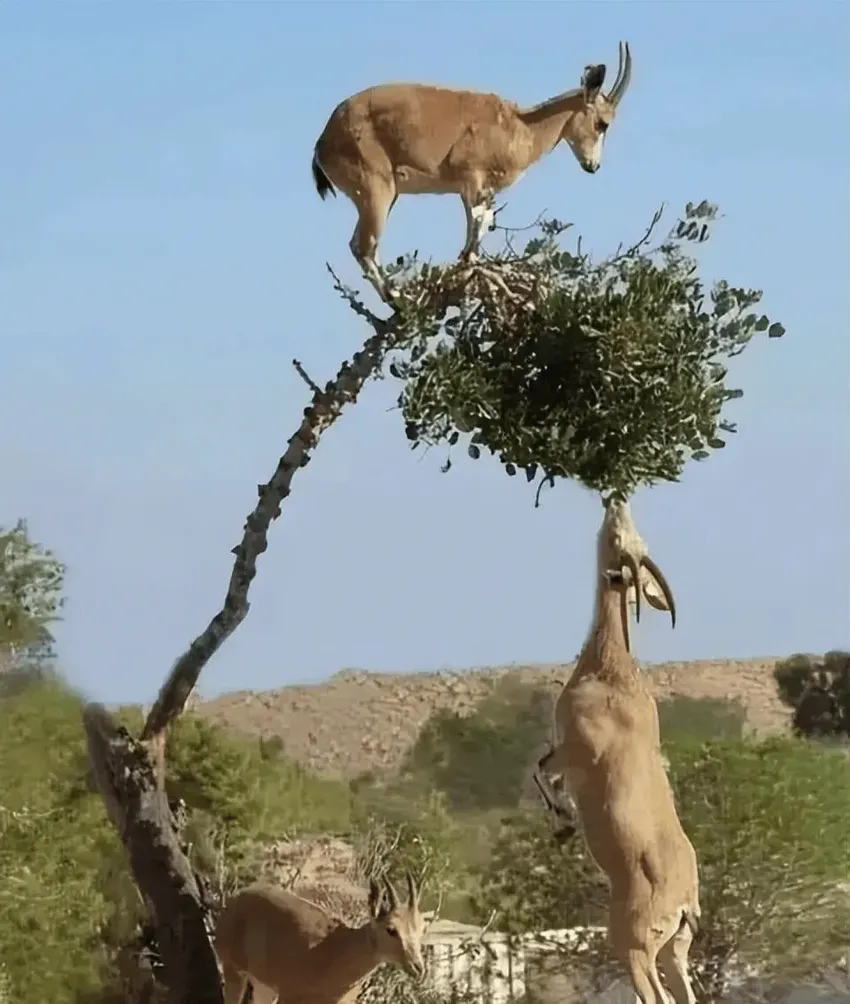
xmin=311 ymin=43 xmax=632 ymax=301
xmin=534 ymin=495 xmax=700 ymax=1004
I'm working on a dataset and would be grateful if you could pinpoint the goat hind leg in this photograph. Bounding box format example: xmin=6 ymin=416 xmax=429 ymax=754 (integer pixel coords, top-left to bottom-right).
xmin=221 ymin=961 xmax=250 ymax=1004
xmin=627 ymin=949 xmax=670 ymax=1004
xmin=350 ymin=185 xmax=396 ymax=301
xmin=657 ymin=920 xmax=696 ymax=1004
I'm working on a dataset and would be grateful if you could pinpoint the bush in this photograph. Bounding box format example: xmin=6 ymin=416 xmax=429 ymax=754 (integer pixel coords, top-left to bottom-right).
xmin=668 ymin=735 xmax=850 ymax=995
xmin=774 ymin=651 xmax=850 ymax=738
xmin=657 ymin=694 xmax=747 ymax=744
xmin=401 ymin=676 xmax=551 ymax=811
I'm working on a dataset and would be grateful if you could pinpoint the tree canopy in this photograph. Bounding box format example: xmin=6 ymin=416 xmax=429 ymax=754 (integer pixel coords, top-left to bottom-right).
xmin=0 ymin=519 xmax=64 ymax=661
xmin=354 ymin=201 xmax=786 ymax=498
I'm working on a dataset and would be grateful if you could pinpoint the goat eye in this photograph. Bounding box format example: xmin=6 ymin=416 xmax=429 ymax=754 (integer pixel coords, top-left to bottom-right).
xmin=598 ymin=121 xmax=609 ymax=133
xmin=386 ymin=926 xmax=400 ymax=938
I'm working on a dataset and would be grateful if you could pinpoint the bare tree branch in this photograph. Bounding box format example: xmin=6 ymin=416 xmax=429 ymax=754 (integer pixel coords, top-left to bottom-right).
xmin=141 ymin=311 xmax=397 ymax=750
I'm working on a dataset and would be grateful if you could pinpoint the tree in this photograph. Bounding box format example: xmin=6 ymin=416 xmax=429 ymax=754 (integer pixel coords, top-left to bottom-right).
xmin=774 ymin=651 xmax=850 ymax=739
xmin=78 ymin=198 xmax=785 ymax=998
xmin=474 ymin=736 xmax=850 ymax=1001
xmin=0 ymin=519 xmax=64 ymax=661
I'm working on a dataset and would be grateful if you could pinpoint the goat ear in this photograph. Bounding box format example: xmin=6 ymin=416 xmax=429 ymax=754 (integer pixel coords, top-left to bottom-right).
xmin=368 ymin=878 xmax=384 ymax=919
xmin=581 ymin=63 xmax=606 ymax=100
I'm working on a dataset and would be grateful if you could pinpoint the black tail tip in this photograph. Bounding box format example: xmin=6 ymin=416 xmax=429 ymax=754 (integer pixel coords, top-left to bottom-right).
xmin=311 ymin=157 xmax=336 ymax=200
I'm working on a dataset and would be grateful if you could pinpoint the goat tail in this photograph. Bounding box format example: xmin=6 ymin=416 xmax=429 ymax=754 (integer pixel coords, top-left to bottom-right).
xmin=311 ymin=150 xmax=336 ymax=201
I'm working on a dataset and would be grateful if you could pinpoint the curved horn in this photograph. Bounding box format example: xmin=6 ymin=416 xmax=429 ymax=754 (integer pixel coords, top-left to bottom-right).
xmin=619 ymin=586 xmax=632 ymax=654
xmin=621 ymin=552 xmax=642 ymax=626
xmin=641 ymin=555 xmax=676 ymax=628
xmin=607 ymin=41 xmax=632 ymax=107
xmin=384 ymin=876 xmax=400 ymax=910
xmin=405 ymin=870 xmax=418 ymax=906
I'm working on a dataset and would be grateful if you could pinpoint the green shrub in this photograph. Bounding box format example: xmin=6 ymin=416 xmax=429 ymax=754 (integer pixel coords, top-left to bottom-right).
xmin=657 ymin=694 xmax=747 ymax=744
xmin=401 ymin=676 xmax=551 ymax=811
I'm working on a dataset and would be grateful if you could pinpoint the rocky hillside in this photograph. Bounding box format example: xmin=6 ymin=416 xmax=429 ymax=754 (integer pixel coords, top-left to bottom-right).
xmin=197 ymin=657 xmax=791 ymax=779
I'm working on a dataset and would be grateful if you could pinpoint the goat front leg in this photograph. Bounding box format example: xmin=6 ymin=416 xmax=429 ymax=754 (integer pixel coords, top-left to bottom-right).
xmin=657 ymin=917 xmax=697 ymax=1004
xmin=534 ymin=747 xmax=580 ymax=841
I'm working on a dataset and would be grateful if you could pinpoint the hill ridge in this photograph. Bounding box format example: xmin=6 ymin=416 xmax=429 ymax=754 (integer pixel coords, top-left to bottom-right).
xmin=197 ymin=656 xmax=791 ymax=779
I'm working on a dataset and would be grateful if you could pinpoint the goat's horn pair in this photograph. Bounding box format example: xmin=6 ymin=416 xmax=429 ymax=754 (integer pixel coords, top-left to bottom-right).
xmin=607 ymin=41 xmax=632 ymax=107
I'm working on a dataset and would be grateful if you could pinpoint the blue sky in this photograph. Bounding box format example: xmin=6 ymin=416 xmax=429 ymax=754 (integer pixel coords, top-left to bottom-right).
xmin=1 ymin=2 xmax=848 ymax=706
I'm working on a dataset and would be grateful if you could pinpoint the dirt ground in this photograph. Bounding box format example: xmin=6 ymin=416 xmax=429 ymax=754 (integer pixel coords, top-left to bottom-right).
xmin=197 ymin=657 xmax=791 ymax=779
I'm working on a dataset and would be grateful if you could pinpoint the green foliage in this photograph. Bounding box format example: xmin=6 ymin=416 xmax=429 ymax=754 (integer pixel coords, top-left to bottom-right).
xmin=0 ymin=519 xmax=65 ymax=659
xmin=774 ymin=651 xmax=850 ymax=738
xmin=473 ymin=810 xmax=606 ymax=933
xmin=668 ymin=736 xmax=850 ymax=992
xmin=657 ymin=694 xmax=747 ymax=744
xmin=372 ymin=201 xmax=785 ymax=497
xmin=0 ymin=673 xmax=353 ymax=1002
xmin=401 ymin=676 xmax=551 ymax=811
xmin=166 ymin=715 xmax=352 ymax=839
xmin=0 ymin=673 xmax=124 ymax=1002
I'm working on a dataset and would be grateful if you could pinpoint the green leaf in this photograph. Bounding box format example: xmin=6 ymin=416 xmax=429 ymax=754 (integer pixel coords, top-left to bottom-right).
xmin=708 ymin=438 xmax=726 ymax=449
xmin=468 ymin=444 xmax=481 ymax=460
xmin=505 ymin=463 xmax=517 ymax=477
xmin=768 ymin=322 xmax=785 ymax=338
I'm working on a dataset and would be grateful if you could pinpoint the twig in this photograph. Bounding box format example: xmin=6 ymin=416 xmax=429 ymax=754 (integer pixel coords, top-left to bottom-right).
xmin=603 ymin=203 xmax=666 ymax=269
xmin=534 ymin=473 xmax=556 ymax=508
xmin=292 ymin=359 xmax=322 ymax=396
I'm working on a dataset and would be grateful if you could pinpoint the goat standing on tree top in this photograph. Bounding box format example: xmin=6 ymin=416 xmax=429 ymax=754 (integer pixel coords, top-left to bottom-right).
xmin=215 ymin=872 xmax=426 ymax=1004
xmin=311 ymin=42 xmax=633 ymax=300
xmin=534 ymin=496 xmax=701 ymax=1004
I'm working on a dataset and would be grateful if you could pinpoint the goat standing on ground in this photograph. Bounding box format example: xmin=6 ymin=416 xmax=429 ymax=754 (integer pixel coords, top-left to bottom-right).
xmin=311 ymin=43 xmax=632 ymax=299
xmin=534 ymin=497 xmax=700 ymax=1004
xmin=215 ymin=874 xmax=426 ymax=1004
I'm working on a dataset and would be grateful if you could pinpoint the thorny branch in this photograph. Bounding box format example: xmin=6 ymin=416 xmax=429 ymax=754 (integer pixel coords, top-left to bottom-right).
xmin=140 ymin=276 xmax=403 ymax=757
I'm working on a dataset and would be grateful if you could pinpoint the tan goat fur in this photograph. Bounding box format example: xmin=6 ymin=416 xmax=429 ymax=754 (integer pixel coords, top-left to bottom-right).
xmin=215 ymin=874 xmax=426 ymax=1004
xmin=534 ymin=497 xmax=700 ymax=1004
xmin=312 ymin=43 xmax=632 ymax=299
